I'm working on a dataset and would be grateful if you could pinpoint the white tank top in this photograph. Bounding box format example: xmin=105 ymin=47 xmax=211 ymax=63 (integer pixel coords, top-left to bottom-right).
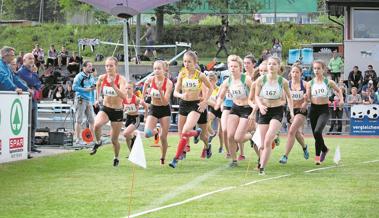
xmin=228 ymin=74 xmax=249 ymax=99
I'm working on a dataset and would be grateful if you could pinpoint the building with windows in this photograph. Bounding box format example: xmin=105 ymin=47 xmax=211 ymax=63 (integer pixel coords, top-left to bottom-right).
xmin=327 ymin=0 xmax=379 ymax=77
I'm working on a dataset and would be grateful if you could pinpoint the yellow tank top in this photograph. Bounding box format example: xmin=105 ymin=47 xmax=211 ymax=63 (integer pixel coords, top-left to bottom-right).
xmin=210 ymin=86 xmax=220 ymax=102
xmin=181 ymin=68 xmax=202 ymax=91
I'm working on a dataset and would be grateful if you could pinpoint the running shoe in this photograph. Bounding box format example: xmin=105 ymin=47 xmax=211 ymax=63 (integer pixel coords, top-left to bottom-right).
xmin=169 ymin=158 xmax=178 ymax=168
xmin=259 ymin=168 xmax=265 ymax=175
xmin=271 ymin=141 xmax=276 ymax=149
xmin=113 ymin=158 xmax=119 ymax=167
xmin=218 ymin=146 xmax=223 ymax=153
xmin=229 ymin=161 xmax=238 ymax=168
xmin=89 ymin=140 xmax=102 ymax=155
xmin=274 ymin=135 xmax=280 ymax=147
xmin=193 ymin=127 xmax=202 ymax=144
xmin=303 ymin=144 xmax=310 ymax=160
xmin=206 ymin=144 xmax=212 ymax=159
xmin=315 ymin=156 xmax=321 ymax=165
xmin=154 ymin=127 xmax=160 ymax=144
xmin=320 ymin=148 xmax=329 ymax=162
xmin=200 ymin=149 xmax=207 ymax=159
xmin=160 ymin=158 xmax=165 ymax=165
xmin=238 ymin=155 xmax=246 ymax=161
xmin=279 ymin=155 xmax=288 ymax=164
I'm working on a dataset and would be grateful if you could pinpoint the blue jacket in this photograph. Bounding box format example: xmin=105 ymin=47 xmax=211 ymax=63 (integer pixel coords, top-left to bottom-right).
xmin=73 ymin=71 xmax=96 ymax=101
xmin=0 ymin=59 xmax=29 ymax=91
xmin=17 ymin=65 xmax=42 ymax=108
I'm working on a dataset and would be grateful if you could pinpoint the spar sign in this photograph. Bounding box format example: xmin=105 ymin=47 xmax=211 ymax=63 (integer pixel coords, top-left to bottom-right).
xmin=350 ymin=104 xmax=379 ymax=135
xmin=0 ymin=93 xmax=29 ymax=163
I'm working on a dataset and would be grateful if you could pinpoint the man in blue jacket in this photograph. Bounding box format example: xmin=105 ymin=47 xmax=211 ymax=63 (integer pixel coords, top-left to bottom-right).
xmin=18 ymin=53 xmax=42 ymax=153
xmin=0 ymin=46 xmax=29 ymax=93
xmin=72 ymin=61 xmax=96 ymax=145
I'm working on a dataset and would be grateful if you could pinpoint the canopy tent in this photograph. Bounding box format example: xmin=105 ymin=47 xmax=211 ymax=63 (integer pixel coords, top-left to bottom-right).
xmin=78 ymin=0 xmax=180 ymax=79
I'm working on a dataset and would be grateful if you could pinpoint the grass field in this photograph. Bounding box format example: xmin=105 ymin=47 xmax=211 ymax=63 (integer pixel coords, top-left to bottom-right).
xmin=0 ymin=136 xmax=378 ymax=218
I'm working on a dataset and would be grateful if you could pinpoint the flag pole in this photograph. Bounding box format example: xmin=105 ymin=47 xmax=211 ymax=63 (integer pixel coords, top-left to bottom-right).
xmin=128 ymin=164 xmax=137 ymax=218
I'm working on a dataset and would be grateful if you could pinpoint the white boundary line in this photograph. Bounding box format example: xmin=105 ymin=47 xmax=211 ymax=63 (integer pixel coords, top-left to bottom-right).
xmin=304 ymin=165 xmax=338 ymax=173
xmin=126 ymin=159 xmax=379 ymax=218
xmin=361 ymin=159 xmax=379 ymax=164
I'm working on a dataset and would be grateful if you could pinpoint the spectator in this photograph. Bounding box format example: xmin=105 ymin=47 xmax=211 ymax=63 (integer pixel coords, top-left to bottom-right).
xmin=141 ymin=23 xmax=157 ymax=59
xmin=374 ymin=89 xmax=379 ymax=104
xmin=32 ymin=44 xmax=45 ymax=70
xmin=52 ymin=84 xmax=65 ymax=101
xmin=362 ymin=88 xmax=375 ymax=105
xmin=18 ymin=53 xmax=43 ymax=153
xmin=59 ymin=46 xmax=69 ymax=67
xmin=347 ymin=87 xmax=362 ymax=104
xmin=16 ymin=51 xmax=24 ymax=69
xmin=363 ymin=65 xmax=377 ymax=89
xmin=257 ymin=49 xmax=271 ymax=66
xmin=215 ymin=25 xmax=229 ymax=58
xmin=328 ymin=50 xmax=344 ymax=82
xmin=67 ymin=51 xmax=81 ymax=76
xmin=348 ymin=66 xmax=363 ymax=90
xmin=361 ymin=80 xmax=375 ymax=97
xmin=271 ymin=38 xmax=282 ymax=60
xmin=9 ymin=58 xmax=19 ymax=73
xmin=72 ymin=61 xmax=96 ymax=145
xmin=65 ymin=82 xmax=75 ymax=103
xmin=328 ymin=89 xmax=345 ymax=135
xmin=47 ymin=44 xmax=58 ymax=67
xmin=0 ymin=46 xmax=29 ymax=94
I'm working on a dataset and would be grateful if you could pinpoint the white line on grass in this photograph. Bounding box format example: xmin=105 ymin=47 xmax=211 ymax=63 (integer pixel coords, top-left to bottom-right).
xmin=127 ymin=186 xmax=236 ymax=218
xmin=240 ymin=174 xmax=292 ymax=187
xmin=361 ymin=159 xmax=379 ymax=164
xmin=304 ymin=165 xmax=338 ymax=173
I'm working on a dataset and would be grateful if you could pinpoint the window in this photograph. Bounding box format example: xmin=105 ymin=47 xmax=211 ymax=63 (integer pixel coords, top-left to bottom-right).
xmin=352 ymin=9 xmax=379 ymax=39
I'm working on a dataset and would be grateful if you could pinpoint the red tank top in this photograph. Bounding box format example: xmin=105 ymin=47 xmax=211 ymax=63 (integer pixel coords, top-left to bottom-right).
xmin=150 ymin=77 xmax=167 ymax=98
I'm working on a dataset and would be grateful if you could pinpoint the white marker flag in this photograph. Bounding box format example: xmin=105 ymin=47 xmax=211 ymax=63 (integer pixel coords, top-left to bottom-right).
xmin=333 ymin=146 xmax=341 ymax=165
xmin=128 ymin=133 xmax=147 ymax=168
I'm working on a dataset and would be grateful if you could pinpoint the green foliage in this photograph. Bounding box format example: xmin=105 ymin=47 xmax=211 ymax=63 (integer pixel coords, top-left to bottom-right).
xmin=0 ymin=23 xmax=342 ymax=59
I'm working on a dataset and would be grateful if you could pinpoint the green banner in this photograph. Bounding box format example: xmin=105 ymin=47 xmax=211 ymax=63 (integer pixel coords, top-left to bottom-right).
xmin=145 ymin=0 xmax=317 ymax=14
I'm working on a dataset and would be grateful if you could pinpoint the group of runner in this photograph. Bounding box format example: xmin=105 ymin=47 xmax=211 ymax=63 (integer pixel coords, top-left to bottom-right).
xmin=89 ymin=52 xmax=344 ymax=175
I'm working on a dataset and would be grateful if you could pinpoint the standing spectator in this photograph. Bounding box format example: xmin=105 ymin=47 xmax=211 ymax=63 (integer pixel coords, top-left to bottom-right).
xmin=141 ymin=23 xmax=157 ymax=59
xmin=32 ymin=44 xmax=45 ymax=71
xmin=363 ymin=65 xmax=377 ymax=89
xmin=72 ymin=61 xmax=96 ymax=145
xmin=271 ymin=38 xmax=282 ymax=60
xmin=18 ymin=53 xmax=43 ymax=153
xmin=47 ymin=45 xmax=58 ymax=67
xmin=16 ymin=51 xmax=24 ymax=69
xmin=215 ymin=25 xmax=229 ymax=58
xmin=328 ymin=50 xmax=344 ymax=82
xmin=9 ymin=58 xmax=19 ymax=73
xmin=59 ymin=46 xmax=69 ymax=67
xmin=67 ymin=51 xmax=82 ymax=76
xmin=0 ymin=46 xmax=29 ymax=93
xmin=52 ymin=84 xmax=65 ymax=101
xmin=348 ymin=66 xmax=363 ymax=90
xmin=347 ymin=87 xmax=362 ymax=105
xmin=328 ymin=89 xmax=345 ymax=135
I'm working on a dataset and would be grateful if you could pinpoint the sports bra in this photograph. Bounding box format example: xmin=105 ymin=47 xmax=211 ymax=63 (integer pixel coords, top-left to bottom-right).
xmin=150 ymin=77 xmax=168 ymax=99
xmin=123 ymin=94 xmax=138 ymax=113
xmin=259 ymin=74 xmax=283 ymax=100
xmin=101 ymin=74 xmax=120 ymax=97
xmin=182 ymin=69 xmax=202 ymax=91
xmin=289 ymin=80 xmax=306 ymax=101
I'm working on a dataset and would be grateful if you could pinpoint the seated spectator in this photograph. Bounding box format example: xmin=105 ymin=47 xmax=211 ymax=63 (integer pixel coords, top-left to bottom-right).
xmin=374 ymin=89 xmax=379 ymax=104
xmin=363 ymin=65 xmax=377 ymax=88
xmin=32 ymin=44 xmax=45 ymax=70
xmin=59 ymin=46 xmax=69 ymax=67
xmin=362 ymin=80 xmax=375 ymax=97
xmin=47 ymin=44 xmax=58 ymax=67
xmin=347 ymin=87 xmax=362 ymax=104
xmin=362 ymin=88 xmax=375 ymax=105
xmin=52 ymin=84 xmax=65 ymax=101
xmin=65 ymin=82 xmax=75 ymax=103
xmin=67 ymin=51 xmax=82 ymax=76
xmin=348 ymin=66 xmax=363 ymax=90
